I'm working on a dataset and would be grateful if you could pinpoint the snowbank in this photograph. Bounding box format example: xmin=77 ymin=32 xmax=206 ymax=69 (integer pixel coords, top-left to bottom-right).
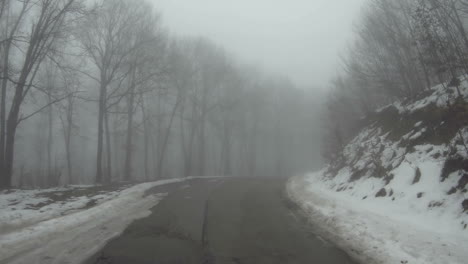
xmin=0 ymin=178 xmax=190 ymax=264
xmin=0 ymin=185 xmax=127 ymax=233
xmin=333 ymin=125 xmax=468 ymax=231
xmin=288 ymin=79 xmax=468 ymax=263
xmin=287 ymin=173 xmax=468 ymax=264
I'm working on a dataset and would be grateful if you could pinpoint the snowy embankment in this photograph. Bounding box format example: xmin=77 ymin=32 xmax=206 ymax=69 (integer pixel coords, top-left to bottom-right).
xmin=0 ymin=185 xmax=128 ymax=233
xmin=288 ymin=173 xmax=468 ymax=264
xmin=288 ymin=81 xmax=468 ymax=264
xmin=0 ymin=178 xmax=192 ymax=264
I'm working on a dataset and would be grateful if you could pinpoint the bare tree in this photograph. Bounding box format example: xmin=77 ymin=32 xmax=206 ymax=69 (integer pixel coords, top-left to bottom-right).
xmin=59 ymin=85 xmax=77 ymax=184
xmin=0 ymin=0 xmax=83 ymax=189
xmin=122 ymin=5 xmax=165 ymax=181
xmin=0 ymin=0 xmax=30 ymax=188
xmin=78 ymin=0 xmax=150 ymax=183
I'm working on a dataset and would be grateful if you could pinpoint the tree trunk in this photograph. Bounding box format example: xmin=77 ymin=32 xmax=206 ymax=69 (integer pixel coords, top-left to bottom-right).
xmin=179 ymin=103 xmax=188 ymax=177
xmin=177 ymin=86 xmax=194 ymax=178
xmin=0 ymin=47 xmax=10 ymax=186
xmin=157 ymin=98 xmax=180 ymax=179
xmin=222 ymin=120 xmax=232 ymax=176
xmin=64 ymin=122 xmax=72 ymax=185
xmin=63 ymin=96 xmax=73 ymax=185
xmin=155 ymin=93 xmax=162 ymax=177
xmin=104 ymin=109 xmax=112 ymax=183
xmin=124 ymin=70 xmax=136 ymax=181
xmin=197 ymin=81 xmax=209 ymax=177
xmin=96 ymin=82 xmax=106 ymax=184
xmin=140 ymin=95 xmax=149 ymax=181
xmin=3 ymin=61 xmax=32 ymax=187
xmin=4 ymin=86 xmax=23 ymax=188
xmin=47 ymin=95 xmax=53 ymax=186
xmin=4 ymin=118 xmax=16 ymax=188
xmin=0 ymin=2 xmax=27 ymax=189
xmin=187 ymin=125 xmax=196 ymax=177
xmin=249 ymin=119 xmax=258 ymax=177
xmin=183 ymin=101 xmax=198 ymax=178
xmin=198 ymin=116 xmax=206 ymax=176
xmin=150 ymin=120 xmax=158 ymax=179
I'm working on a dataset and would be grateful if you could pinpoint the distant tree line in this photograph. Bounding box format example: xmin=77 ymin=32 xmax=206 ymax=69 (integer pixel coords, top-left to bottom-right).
xmin=323 ymin=0 xmax=468 ymax=161
xmin=0 ymin=0 xmax=320 ymax=189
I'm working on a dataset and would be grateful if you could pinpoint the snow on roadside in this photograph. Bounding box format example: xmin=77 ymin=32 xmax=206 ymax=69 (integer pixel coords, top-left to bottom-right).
xmin=0 ymin=186 xmax=127 ymax=234
xmin=287 ymin=173 xmax=468 ymax=264
xmin=0 ymin=178 xmax=195 ymax=264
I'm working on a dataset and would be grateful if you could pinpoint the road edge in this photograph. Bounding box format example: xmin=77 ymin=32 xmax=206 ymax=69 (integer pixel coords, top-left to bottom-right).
xmin=285 ymin=176 xmax=367 ymax=264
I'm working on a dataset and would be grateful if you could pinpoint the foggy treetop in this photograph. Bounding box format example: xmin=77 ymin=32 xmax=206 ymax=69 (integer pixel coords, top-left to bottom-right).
xmin=151 ymin=0 xmax=365 ymax=89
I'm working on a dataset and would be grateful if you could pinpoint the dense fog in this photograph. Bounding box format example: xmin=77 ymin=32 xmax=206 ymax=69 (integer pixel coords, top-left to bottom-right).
xmin=5 ymin=0 xmax=466 ymax=189
xmin=3 ymin=2 xmax=468 ymax=263
xmin=0 ymin=0 xmax=352 ymax=188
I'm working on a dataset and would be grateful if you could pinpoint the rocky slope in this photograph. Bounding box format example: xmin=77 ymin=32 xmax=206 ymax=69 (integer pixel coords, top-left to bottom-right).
xmin=288 ymin=80 xmax=468 ymax=264
xmin=325 ymin=80 xmax=468 ymax=231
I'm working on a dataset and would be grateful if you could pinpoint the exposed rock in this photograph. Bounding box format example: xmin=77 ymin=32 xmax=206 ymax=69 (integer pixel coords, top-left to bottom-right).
xmin=458 ymin=174 xmax=468 ymax=190
xmin=376 ymin=188 xmax=387 ymax=198
xmin=447 ymin=187 xmax=458 ymax=195
xmin=441 ymin=156 xmax=468 ymax=182
xmin=412 ymin=168 xmax=421 ymax=185
xmin=384 ymin=173 xmax=394 ymax=185
xmin=463 ymin=199 xmax=468 ymax=212
xmin=428 ymin=201 xmax=444 ymax=208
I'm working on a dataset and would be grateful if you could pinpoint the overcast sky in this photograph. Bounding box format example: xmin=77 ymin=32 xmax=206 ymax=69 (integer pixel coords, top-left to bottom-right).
xmin=151 ymin=0 xmax=366 ymax=90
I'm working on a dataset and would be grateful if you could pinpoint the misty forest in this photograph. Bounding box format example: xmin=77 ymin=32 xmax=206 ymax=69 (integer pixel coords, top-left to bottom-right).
xmin=1 ymin=0 xmax=468 ymax=263
xmin=0 ymin=0 xmax=320 ymax=189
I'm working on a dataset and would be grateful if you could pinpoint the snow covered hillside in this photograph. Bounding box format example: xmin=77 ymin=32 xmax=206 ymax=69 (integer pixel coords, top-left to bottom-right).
xmin=0 ymin=179 xmax=191 ymax=264
xmin=288 ymin=81 xmax=468 ymax=264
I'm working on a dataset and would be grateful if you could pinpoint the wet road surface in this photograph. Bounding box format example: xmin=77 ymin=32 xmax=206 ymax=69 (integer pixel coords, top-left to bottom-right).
xmin=85 ymin=178 xmax=356 ymax=264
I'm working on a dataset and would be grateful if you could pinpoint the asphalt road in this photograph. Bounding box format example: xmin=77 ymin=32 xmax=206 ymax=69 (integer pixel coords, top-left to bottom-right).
xmin=85 ymin=178 xmax=356 ymax=264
